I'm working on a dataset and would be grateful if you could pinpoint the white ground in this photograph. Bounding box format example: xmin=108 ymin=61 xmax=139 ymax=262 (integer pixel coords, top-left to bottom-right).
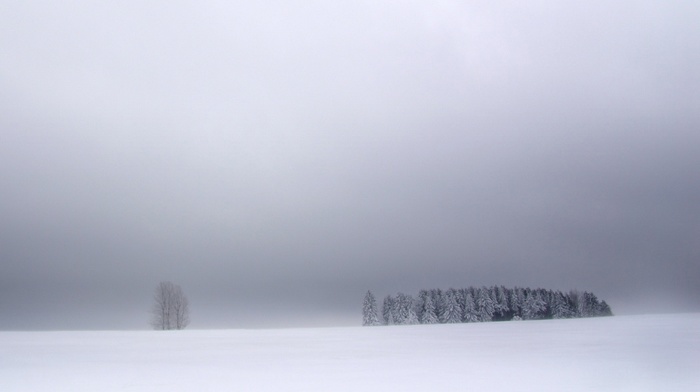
xmin=1 ymin=313 xmax=698 ymax=391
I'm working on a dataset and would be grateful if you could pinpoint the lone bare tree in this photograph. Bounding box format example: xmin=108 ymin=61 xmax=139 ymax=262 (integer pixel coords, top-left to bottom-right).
xmin=151 ymin=281 xmax=190 ymax=330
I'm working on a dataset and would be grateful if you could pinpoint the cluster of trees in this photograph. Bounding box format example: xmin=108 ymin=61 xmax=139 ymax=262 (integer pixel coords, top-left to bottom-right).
xmin=150 ymin=281 xmax=190 ymax=330
xmin=362 ymin=286 xmax=612 ymax=326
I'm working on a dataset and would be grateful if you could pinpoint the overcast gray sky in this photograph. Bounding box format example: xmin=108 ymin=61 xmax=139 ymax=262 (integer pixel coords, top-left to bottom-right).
xmin=1 ymin=1 xmax=698 ymax=330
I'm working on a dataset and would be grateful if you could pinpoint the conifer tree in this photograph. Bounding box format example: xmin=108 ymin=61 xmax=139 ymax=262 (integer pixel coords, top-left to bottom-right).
xmin=492 ymin=286 xmax=510 ymax=321
xmin=569 ymin=290 xmax=584 ymax=317
xmin=584 ymin=291 xmax=601 ymax=317
xmin=522 ymin=290 xmax=546 ymax=320
xmin=539 ymin=289 xmax=554 ymax=319
xmin=457 ymin=288 xmax=470 ymax=321
xmin=405 ymin=304 xmax=419 ymax=325
xmin=364 ymin=286 xmax=612 ymax=326
xmin=362 ymin=290 xmax=381 ymax=326
xmin=598 ymin=300 xmax=613 ymax=316
xmin=509 ymin=288 xmax=523 ymax=319
xmin=420 ymin=294 xmax=439 ymax=324
xmin=476 ymin=287 xmax=495 ymax=322
xmin=394 ymin=292 xmax=418 ymax=325
xmin=440 ymin=290 xmax=462 ymax=323
xmin=463 ymin=292 xmax=479 ymax=322
xmin=551 ymin=291 xmax=572 ymax=319
xmin=416 ymin=290 xmax=429 ymax=322
xmin=382 ymin=295 xmax=394 ymax=325
xmin=431 ymin=289 xmax=443 ymax=321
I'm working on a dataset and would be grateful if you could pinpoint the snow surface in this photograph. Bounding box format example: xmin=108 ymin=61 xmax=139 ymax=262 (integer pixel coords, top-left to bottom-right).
xmin=1 ymin=313 xmax=698 ymax=391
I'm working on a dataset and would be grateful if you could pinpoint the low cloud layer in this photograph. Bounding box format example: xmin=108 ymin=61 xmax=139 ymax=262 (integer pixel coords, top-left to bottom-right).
xmin=1 ymin=1 xmax=698 ymax=329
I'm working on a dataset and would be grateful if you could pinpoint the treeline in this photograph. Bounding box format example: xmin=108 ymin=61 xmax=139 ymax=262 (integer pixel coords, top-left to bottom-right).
xmin=362 ymin=286 xmax=612 ymax=326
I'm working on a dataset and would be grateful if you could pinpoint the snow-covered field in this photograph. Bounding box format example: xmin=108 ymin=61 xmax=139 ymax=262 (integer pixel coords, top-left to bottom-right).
xmin=1 ymin=313 xmax=698 ymax=391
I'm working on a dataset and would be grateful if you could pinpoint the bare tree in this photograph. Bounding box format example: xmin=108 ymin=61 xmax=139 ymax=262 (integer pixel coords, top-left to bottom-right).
xmin=151 ymin=281 xmax=190 ymax=330
xmin=171 ymin=284 xmax=190 ymax=329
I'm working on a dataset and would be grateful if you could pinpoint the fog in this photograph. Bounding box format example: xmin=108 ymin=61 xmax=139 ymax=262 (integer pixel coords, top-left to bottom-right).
xmin=1 ymin=1 xmax=698 ymax=329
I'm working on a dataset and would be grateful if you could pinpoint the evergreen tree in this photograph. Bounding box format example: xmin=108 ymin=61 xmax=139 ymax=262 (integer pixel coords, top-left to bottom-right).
xmin=569 ymin=290 xmax=584 ymax=317
xmin=508 ymin=288 xmax=522 ymax=319
xmin=416 ymin=290 xmax=429 ymax=322
xmin=463 ymin=292 xmax=479 ymax=322
xmin=492 ymin=286 xmax=510 ymax=321
xmin=394 ymin=292 xmax=418 ymax=325
xmin=598 ymin=300 xmax=613 ymax=316
xmin=364 ymin=286 xmax=612 ymax=326
xmin=393 ymin=293 xmax=405 ymax=325
xmin=457 ymin=288 xmax=470 ymax=321
xmin=440 ymin=290 xmax=462 ymax=323
xmin=390 ymin=295 xmax=401 ymax=324
xmin=522 ymin=290 xmax=546 ymax=320
xmin=406 ymin=307 xmax=419 ymax=324
xmin=382 ymin=295 xmax=394 ymax=325
xmin=583 ymin=291 xmax=601 ymax=317
xmin=476 ymin=287 xmax=495 ymax=322
xmin=551 ymin=291 xmax=573 ymax=319
xmin=539 ymin=289 xmax=554 ymax=319
xmin=420 ymin=294 xmax=439 ymax=324
xmin=362 ymin=290 xmax=380 ymax=326
xmin=431 ymin=289 xmax=443 ymax=322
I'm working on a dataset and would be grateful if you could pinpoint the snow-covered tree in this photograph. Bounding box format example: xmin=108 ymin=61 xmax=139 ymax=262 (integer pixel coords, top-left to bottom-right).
xmin=457 ymin=288 xmax=470 ymax=320
xmin=382 ymin=295 xmax=394 ymax=325
xmin=598 ymin=300 xmax=613 ymax=316
xmin=522 ymin=290 xmax=546 ymax=320
xmin=463 ymin=292 xmax=479 ymax=322
xmin=538 ymin=289 xmax=554 ymax=319
xmin=430 ymin=289 xmax=443 ymax=322
xmin=362 ymin=291 xmax=380 ymax=326
xmin=390 ymin=294 xmax=401 ymax=324
xmin=582 ymin=291 xmax=601 ymax=317
xmin=390 ymin=293 xmax=414 ymax=325
xmin=492 ymin=286 xmax=510 ymax=321
xmin=420 ymin=294 xmax=439 ymax=324
xmin=551 ymin=291 xmax=573 ymax=319
xmin=416 ymin=290 xmax=431 ymax=322
xmin=440 ymin=290 xmax=462 ymax=323
xmin=510 ymin=288 xmax=524 ymax=319
xmin=569 ymin=290 xmax=584 ymax=317
xmin=366 ymin=286 xmax=611 ymax=326
xmin=475 ymin=287 xmax=495 ymax=322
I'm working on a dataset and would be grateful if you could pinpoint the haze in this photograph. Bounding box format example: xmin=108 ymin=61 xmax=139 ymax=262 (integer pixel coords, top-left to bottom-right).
xmin=1 ymin=1 xmax=698 ymax=330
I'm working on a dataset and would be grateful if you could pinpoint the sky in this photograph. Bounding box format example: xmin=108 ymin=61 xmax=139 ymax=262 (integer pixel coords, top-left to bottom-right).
xmin=1 ymin=1 xmax=698 ymax=330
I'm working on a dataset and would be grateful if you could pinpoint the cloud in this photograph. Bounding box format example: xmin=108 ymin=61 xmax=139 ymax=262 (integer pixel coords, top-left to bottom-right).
xmin=1 ymin=1 xmax=698 ymax=329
